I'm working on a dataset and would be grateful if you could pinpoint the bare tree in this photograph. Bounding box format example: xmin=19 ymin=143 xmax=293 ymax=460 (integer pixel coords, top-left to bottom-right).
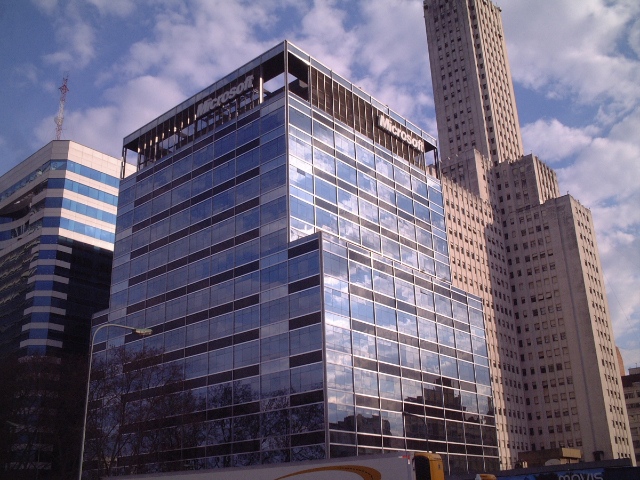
xmin=0 ymin=353 xmax=86 ymax=480
xmin=82 ymin=346 xmax=205 ymax=478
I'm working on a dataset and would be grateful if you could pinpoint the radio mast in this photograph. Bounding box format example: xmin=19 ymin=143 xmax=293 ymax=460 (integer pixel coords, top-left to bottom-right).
xmin=55 ymin=73 xmax=69 ymax=140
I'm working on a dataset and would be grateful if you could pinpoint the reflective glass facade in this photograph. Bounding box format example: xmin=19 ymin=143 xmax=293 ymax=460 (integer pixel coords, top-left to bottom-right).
xmin=87 ymin=41 xmax=498 ymax=477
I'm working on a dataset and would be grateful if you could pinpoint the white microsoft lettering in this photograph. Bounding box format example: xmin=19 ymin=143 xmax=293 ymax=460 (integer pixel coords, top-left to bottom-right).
xmin=377 ymin=114 xmax=425 ymax=152
xmin=196 ymin=75 xmax=255 ymax=118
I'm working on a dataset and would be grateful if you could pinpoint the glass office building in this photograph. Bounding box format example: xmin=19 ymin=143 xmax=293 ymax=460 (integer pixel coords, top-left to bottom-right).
xmin=87 ymin=41 xmax=498 ymax=476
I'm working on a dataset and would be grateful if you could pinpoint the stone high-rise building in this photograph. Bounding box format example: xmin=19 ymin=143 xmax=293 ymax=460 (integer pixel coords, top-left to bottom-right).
xmin=423 ymin=0 xmax=523 ymax=165
xmin=423 ymin=0 xmax=633 ymax=469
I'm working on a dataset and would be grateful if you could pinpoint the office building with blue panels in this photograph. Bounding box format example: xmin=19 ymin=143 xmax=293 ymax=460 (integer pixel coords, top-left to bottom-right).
xmin=0 ymin=140 xmax=129 ymax=477
xmin=87 ymin=41 xmax=498 ymax=476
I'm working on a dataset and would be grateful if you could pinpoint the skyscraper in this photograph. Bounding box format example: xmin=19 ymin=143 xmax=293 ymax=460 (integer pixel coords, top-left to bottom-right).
xmin=424 ymin=0 xmax=523 ymax=165
xmin=84 ymin=41 xmax=499 ymax=477
xmin=0 ymin=140 xmax=132 ymax=477
xmin=423 ymin=0 xmax=633 ymax=469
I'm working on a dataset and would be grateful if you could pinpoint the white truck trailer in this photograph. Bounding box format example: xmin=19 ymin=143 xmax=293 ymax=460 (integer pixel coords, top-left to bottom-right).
xmin=110 ymin=451 xmax=444 ymax=480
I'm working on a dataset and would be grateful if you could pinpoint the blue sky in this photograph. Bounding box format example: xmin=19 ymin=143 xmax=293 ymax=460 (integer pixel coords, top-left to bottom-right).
xmin=1 ymin=0 xmax=639 ymax=370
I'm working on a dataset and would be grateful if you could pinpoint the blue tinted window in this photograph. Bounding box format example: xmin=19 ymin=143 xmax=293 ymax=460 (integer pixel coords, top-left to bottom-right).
xmin=235 ymin=238 xmax=259 ymax=265
xmin=236 ymin=207 xmax=259 ymax=233
xmin=212 ymin=189 xmax=235 ymax=215
xmin=289 ymin=286 xmax=321 ymax=317
xmin=421 ymin=350 xmax=440 ymax=374
xmin=261 ymin=370 xmax=290 ymax=398
xmin=377 ymin=338 xmax=399 ymax=365
xmin=261 ymin=262 xmax=287 ymax=290
xmin=353 ymin=369 xmax=378 ymax=396
xmin=234 ymin=340 xmax=260 ymax=367
xmin=314 ymin=177 xmax=336 ymax=204
xmin=357 ymin=171 xmax=376 ymax=195
xmin=400 ymin=344 xmax=420 ymax=370
xmin=349 ymin=262 xmax=372 ymax=289
xmin=290 ymin=324 xmax=321 ymax=355
xmin=234 ymin=306 xmax=259 ymax=333
xmin=214 ymin=160 xmax=235 ymax=186
xmin=260 ymin=164 xmax=286 ymax=192
xmin=337 ymin=189 xmax=358 ymax=213
xmin=261 ymin=333 xmax=288 ymax=361
xmin=236 ymin=177 xmax=260 ymax=203
xmin=236 ymin=148 xmax=260 ymax=174
xmin=352 ymin=332 xmax=376 ymax=359
xmin=209 ymin=347 xmax=232 ymax=374
xmin=289 ymin=107 xmax=311 ymax=133
xmin=291 ymin=197 xmax=314 ymax=224
xmin=335 ymin=134 xmax=354 ymax=158
xmin=291 ymin=363 xmax=323 ymax=393
xmin=210 ymin=312 xmax=234 ymax=339
xmin=236 ymin=120 xmax=260 ymax=145
xmin=52 ymin=179 xmax=117 ymax=206
xmin=374 ymin=304 xmax=396 ymax=329
xmin=260 ymin=136 xmax=286 ymax=163
xmin=336 ymin=161 xmax=356 ymax=186
xmin=356 ymin=144 xmax=375 ymax=168
xmin=261 ymin=196 xmax=286 ymax=225
xmin=193 ymin=144 xmax=213 ymax=168
xmin=212 ymin=217 xmax=235 ymax=244
xmin=261 ymin=107 xmax=285 ymax=133
xmin=315 ymin=207 xmax=338 ymax=234
xmin=313 ymin=149 xmax=335 ymax=174
xmin=215 ymin=133 xmax=235 ymax=158
xmin=418 ymin=318 xmax=438 ymax=342
xmin=379 ymin=374 xmax=402 ymax=401
xmin=261 ymin=296 xmax=289 ymax=325
xmin=289 ymin=136 xmax=313 ymax=163
xmin=172 ymin=154 xmax=193 ymax=178
xmin=327 ymin=367 xmax=354 ymax=396
xmin=440 ymin=355 xmax=458 ymax=379
xmin=313 ymin=121 xmax=333 ymax=146
xmin=350 ymin=296 xmax=373 ymax=323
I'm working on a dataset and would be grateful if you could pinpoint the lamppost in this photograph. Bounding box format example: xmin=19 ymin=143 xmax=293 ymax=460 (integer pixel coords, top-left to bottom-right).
xmin=77 ymin=324 xmax=152 ymax=480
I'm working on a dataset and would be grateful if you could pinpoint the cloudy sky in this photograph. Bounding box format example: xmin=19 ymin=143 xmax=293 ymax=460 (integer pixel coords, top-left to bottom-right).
xmin=1 ymin=0 xmax=639 ymax=369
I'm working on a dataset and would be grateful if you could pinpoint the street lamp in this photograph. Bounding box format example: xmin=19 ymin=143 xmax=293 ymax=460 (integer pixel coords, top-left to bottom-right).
xmin=78 ymin=324 xmax=152 ymax=480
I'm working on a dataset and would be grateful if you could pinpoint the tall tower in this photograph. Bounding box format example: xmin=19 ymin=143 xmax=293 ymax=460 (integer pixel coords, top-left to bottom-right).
xmin=423 ymin=0 xmax=523 ymax=165
xmin=423 ymin=0 xmax=634 ymax=469
xmin=55 ymin=74 xmax=69 ymax=141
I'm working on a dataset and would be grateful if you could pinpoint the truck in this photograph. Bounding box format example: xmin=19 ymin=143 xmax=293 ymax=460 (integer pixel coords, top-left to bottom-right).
xmin=110 ymin=451 xmax=444 ymax=480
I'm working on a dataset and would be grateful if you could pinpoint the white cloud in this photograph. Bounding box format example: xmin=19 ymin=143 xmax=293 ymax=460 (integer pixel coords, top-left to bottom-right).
xmin=113 ymin=0 xmax=277 ymax=92
xmin=504 ymin=0 xmax=640 ymax=123
xmin=85 ymin=0 xmax=136 ymax=17
xmin=521 ymin=119 xmax=595 ymax=163
xmin=41 ymin=6 xmax=97 ymax=70
xmin=557 ymin=112 xmax=640 ymax=208
xmin=31 ymin=0 xmax=58 ymax=15
xmin=12 ymin=63 xmax=40 ymax=87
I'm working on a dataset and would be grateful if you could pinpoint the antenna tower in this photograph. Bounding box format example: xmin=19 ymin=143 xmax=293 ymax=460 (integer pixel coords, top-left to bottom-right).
xmin=55 ymin=73 xmax=69 ymax=140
